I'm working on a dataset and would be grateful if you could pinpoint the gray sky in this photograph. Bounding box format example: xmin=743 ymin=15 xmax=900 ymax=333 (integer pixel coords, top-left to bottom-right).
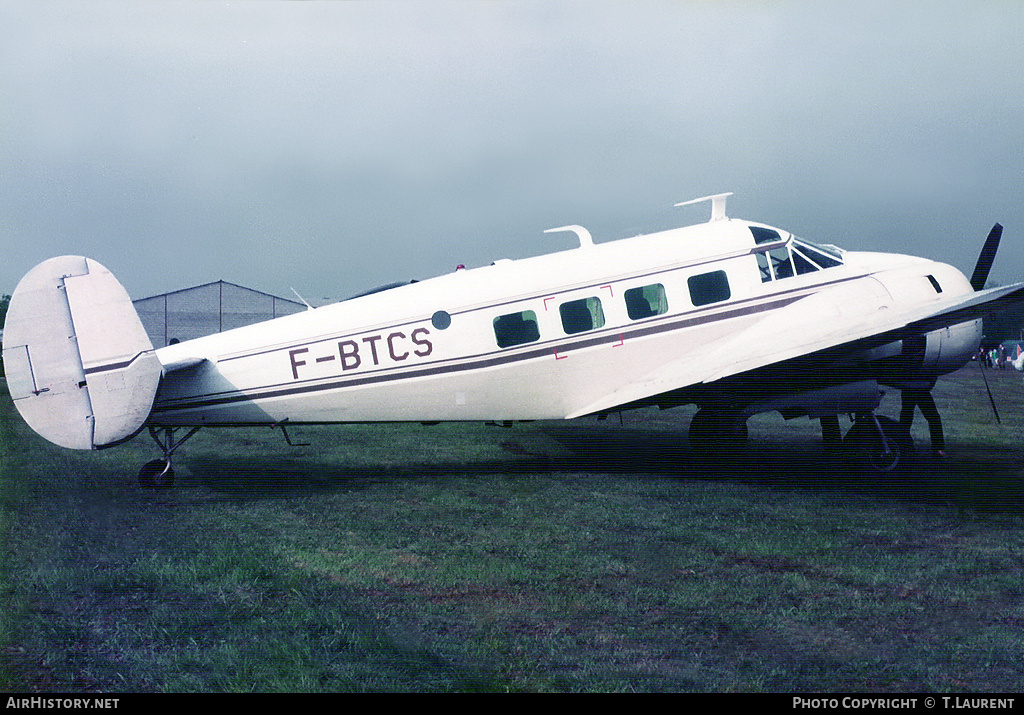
xmin=2 ymin=1 xmax=1023 ymax=303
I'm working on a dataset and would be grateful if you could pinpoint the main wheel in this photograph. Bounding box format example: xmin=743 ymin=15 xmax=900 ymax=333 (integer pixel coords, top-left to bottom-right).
xmin=843 ymin=415 xmax=914 ymax=474
xmin=689 ymin=409 xmax=748 ymax=454
xmin=138 ymin=459 xmax=174 ymax=488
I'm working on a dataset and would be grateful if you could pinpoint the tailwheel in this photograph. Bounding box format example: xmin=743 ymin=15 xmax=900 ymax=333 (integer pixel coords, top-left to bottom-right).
xmin=138 ymin=426 xmax=201 ymax=489
xmin=843 ymin=415 xmax=914 ymax=474
xmin=138 ymin=459 xmax=174 ymax=489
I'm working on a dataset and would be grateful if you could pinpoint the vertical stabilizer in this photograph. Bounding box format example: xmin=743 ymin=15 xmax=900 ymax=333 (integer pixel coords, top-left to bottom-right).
xmin=2 ymin=257 xmax=162 ymax=449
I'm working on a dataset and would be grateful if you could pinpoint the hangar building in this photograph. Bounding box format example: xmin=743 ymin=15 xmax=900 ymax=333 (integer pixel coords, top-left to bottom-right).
xmin=133 ymin=280 xmax=306 ymax=348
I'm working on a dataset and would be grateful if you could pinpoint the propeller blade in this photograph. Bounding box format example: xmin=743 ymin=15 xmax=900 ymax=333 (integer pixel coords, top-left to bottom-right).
xmin=970 ymin=223 xmax=1003 ymax=291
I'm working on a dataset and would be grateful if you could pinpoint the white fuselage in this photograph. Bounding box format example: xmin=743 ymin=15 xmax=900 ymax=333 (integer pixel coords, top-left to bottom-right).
xmin=149 ymin=218 xmax=976 ymax=427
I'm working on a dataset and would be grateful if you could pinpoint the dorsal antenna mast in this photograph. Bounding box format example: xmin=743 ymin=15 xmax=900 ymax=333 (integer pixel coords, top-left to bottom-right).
xmin=674 ymin=192 xmax=734 ymax=222
xmin=544 ymin=224 xmax=594 ymax=249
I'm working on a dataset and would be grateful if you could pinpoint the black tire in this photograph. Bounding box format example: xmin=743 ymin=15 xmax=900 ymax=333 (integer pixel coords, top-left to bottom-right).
xmin=689 ymin=410 xmax=748 ymax=454
xmin=843 ymin=416 xmax=914 ymax=474
xmin=138 ymin=459 xmax=174 ymax=488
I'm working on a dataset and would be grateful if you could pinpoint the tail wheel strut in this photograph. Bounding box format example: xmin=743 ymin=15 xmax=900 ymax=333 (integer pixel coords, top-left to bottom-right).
xmin=138 ymin=426 xmax=201 ymax=488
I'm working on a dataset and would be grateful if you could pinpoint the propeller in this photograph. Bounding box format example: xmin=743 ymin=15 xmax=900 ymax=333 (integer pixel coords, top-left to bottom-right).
xmin=970 ymin=223 xmax=1003 ymax=291
xmin=969 ymin=222 xmax=1005 ymax=423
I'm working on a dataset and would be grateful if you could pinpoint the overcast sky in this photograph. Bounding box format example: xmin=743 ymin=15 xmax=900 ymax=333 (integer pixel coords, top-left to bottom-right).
xmin=2 ymin=1 xmax=1023 ymax=303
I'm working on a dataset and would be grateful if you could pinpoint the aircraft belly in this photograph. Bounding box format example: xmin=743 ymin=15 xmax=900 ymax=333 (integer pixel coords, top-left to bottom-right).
xmin=153 ymin=358 xmax=577 ymax=423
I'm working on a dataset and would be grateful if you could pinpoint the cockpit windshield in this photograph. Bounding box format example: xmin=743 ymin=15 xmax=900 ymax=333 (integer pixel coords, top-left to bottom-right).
xmin=753 ymin=227 xmax=845 ymax=284
xmin=792 ymin=237 xmax=844 ymax=268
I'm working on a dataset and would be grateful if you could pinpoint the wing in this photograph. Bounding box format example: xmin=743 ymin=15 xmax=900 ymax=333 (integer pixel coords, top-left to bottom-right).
xmin=565 ymin=280 xmax=1024 ymax=418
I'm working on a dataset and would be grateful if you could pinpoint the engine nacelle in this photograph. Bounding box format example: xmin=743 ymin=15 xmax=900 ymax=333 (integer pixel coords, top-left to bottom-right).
xmin=888 ymin=319 xmax=982 ymax=387
xmin=920 ymin=319 xmax=982 ymax=376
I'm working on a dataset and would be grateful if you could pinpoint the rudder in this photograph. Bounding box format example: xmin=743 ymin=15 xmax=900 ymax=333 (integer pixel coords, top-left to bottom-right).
xmin=2 ymin=256 xmax=161 ymax=449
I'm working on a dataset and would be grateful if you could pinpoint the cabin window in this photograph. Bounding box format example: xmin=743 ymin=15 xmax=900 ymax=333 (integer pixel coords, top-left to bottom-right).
xmin=688 ymin=270 xmax=731 ymax=307
xmin=559 ymin=297 xmax=605 ymax=335
xmin=750 ymin=226 xmax=782 ymax=244
xmin=624 ymin=284 xmax=668 ymax=320
xmin=493 ymin=310 xmax=540 ymax=348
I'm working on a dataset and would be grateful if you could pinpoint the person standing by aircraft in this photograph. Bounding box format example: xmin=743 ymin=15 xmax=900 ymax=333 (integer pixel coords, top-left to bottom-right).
xmin=900 ymin=384 xmax=946 ymax=457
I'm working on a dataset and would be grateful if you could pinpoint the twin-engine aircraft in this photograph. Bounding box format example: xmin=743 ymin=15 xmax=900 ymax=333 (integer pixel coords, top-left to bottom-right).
xmin=4 ymin=193 xmax=1023 ymax=486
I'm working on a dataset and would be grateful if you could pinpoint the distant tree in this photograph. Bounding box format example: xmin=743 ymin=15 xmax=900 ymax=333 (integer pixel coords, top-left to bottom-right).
xmin=984 ymin=304 xmax=1024 ymax=344
xmin=981 ymin=282 xmax=1024 ymax=344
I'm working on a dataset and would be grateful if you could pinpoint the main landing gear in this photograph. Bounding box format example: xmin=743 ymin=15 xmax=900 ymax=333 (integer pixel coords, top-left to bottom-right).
xmin=687 ymin=409 xmax=749 ymax=454
xmin=823 ymin=413 xmax=915 ymax=473
xmin=687 ymin=408 xmax=915 ymax=474
xmin=842 ymin=414 xmax=914 ymax=473
xmin=138 ymin=426 xmax=201 ymax=488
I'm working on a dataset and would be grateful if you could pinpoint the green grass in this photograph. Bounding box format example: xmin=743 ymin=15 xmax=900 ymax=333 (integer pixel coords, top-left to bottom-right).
xmin=3 ymin=365 xmax=1024 ymax=691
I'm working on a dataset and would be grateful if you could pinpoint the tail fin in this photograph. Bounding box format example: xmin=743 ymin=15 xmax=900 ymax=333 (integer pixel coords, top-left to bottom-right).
xmin=2 ymin=256 xmax=161 ymax=449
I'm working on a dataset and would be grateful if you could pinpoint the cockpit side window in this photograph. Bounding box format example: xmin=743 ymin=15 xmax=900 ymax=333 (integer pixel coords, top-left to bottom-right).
xmin=791 ymin=248 xmax=819 ymax=275
xmin=793 ymin=238 xmax=843 ymax=268
xmin=756 ymin=253 xmax=772 ymax=283
xmin=757 ymin=235 xmax=845 ymax=284
xmin=769 ymin=247 xmax=795 ymax=279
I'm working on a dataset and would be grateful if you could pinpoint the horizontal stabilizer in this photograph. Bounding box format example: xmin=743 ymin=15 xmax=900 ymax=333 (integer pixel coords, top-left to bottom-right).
xmin=2 ymin=256 xmax=162 ymax=449
xmin=161 ymin=357 xmax=208 ymax=374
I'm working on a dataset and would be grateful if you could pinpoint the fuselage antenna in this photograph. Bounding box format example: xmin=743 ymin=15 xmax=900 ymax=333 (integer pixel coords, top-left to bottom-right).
xmin=544 ymin=224 xmax=594 ymax=249
xmin=290 ymin=287 xmax=314 ymax=310
xmin=674 ymin=192 xmax=734 ymax=222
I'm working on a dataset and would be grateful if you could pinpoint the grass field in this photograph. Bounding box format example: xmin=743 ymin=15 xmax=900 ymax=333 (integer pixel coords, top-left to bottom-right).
xmin=3 ymin=365 xmax=1024 ymax=692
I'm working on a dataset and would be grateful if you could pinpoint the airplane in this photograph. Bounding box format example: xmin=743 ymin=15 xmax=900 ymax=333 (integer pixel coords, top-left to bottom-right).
xmin=4 ymin=192 xmax=1024 ymax=487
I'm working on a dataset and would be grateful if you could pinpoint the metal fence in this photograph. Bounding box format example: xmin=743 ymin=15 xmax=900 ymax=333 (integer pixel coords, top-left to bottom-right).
xmin=133 ymin=281 xmax=306 ymax=347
